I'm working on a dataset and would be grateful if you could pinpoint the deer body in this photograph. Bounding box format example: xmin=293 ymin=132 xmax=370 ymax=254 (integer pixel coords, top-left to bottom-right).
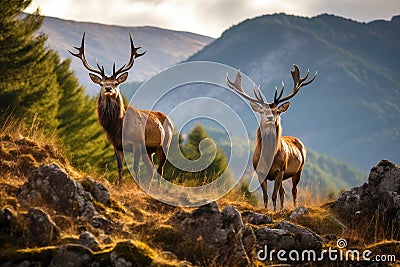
xmin=253 ymin=127 xmax=306 ymax=210
xmin=227 ymin=65 xmax=316 ymax=211
xmin=70 ymin=33 xmax=173 ymax=186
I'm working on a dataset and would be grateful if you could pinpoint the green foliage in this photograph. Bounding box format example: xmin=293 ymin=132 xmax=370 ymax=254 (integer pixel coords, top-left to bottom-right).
xmin=236 ymin=181 xmax=259 ymax=206
xmin=0 ymin=2 xmax=117 ymax=178
xmin=0 ymin=0 xmax=61 ymax=130
xmin=302 ymin=149 xmax=365 ymax=191
xmin=164 ymin=124 xmax=232 ymax=186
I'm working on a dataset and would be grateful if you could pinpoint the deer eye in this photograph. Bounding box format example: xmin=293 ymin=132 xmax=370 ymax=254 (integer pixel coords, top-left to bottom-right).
xmin=100 ymin=82 xmax=104 ymax=86
xmin=114 ymin=82 xmax=119 ymax=86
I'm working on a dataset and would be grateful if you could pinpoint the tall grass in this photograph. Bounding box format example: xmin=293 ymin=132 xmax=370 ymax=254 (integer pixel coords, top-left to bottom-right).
xmin=0 ymin=113 xmax=58 ymax=146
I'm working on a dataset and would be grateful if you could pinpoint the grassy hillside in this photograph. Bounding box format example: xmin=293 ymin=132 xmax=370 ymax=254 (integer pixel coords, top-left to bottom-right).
xmin=1 ymin=119 xmax=398 ymax=266
xmin=187 ymin=13 xmax=400 ymax=172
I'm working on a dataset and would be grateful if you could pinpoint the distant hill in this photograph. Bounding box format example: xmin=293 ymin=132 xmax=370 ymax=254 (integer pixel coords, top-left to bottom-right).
xmin=186 ymin=13 xmax=400 ymax=172
xmin=203 ymin=125 xmax=365 ymax=191
xmin=38 ymin=15 xmax=214 ymax=94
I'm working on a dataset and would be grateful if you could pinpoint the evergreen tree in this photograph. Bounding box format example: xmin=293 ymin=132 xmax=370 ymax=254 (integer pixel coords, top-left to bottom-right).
xmin=0 ymin=0 xmax=61 ymax=129
xmin=165 ymin=124 xmax=231 ymax=185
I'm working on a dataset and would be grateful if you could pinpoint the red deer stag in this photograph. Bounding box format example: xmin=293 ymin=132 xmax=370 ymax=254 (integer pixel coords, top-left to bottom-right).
xmin=69 ymin=33 xmax=174 ymax=186
xmin=227 ymin=65 xmax=316 ymax=211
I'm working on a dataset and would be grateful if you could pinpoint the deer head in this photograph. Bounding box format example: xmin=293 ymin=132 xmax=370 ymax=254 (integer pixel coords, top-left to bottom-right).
xmin=69 ymin=32 xmax=145 ymax=99
xmin=226 ymin=65 xmax=317 ymax=128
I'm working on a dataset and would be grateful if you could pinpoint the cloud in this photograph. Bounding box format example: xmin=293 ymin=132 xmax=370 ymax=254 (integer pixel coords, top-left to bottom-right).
xmin=25 ymin=0 xmax=400 ymax=37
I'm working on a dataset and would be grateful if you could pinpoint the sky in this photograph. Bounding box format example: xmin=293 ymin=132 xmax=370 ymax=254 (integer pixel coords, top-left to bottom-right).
xmin=25 ymin=0 xmax=400 ymax=38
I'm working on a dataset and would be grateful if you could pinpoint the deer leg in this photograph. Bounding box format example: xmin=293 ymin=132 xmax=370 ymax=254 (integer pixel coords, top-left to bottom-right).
xmin=142 ymin=151 xmax=155 ymax=189
xmin=272 ymin=171 xmax=284 ymax=212
xmin=133 ymin=148 xmax=140 ymax=179
xmin=114 ymin=148 xmax=124 ymax=186
xmin=292 ymin=171 xmax=301 ymax=208
xmin=279 ymin=185 xmax=286 ymax=210
xmin=257 ymin=172 xmax=269 ymax=210
xmin=147 ymin=153 xmax=154 ymax=164
xmin=155 ymin=147 xmax=166 ymax=187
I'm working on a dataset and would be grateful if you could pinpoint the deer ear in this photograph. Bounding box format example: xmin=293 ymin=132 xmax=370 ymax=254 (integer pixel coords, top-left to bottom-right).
xmin=89 ymin=73 xmax=102 ymax=84
xmin=117 ymin=72 xmax=128 ymax=84
xmin=250 ymin=102 xmax=263 ymax=113
xmin=278 ymin=102 xmax=290 ymax=114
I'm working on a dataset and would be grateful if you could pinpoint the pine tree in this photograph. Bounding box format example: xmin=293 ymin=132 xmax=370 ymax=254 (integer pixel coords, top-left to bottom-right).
xmin=0 ymin=0 xmax=61 ymax=129
xmin=165 ymin=124 xmax=231 ymax=185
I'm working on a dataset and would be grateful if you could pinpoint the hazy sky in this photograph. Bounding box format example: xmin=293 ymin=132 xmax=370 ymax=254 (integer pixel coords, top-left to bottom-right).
xmin=25 ymin=0 xmax=400 ymax=38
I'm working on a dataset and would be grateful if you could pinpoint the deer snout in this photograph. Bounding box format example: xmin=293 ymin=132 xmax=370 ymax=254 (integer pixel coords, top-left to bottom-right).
xmin=266 ymin=115 xmax=274 ymax=122
xmin=105 ymin=86 xmax=114 ymax=93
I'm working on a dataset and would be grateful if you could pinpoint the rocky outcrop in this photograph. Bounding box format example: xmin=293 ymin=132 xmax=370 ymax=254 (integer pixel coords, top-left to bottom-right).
xmin=19 ymin=163 xmax=97 ymax=218
xmin=7 ymin=157 xmax=400 ymax=266
xmin=169 ymin=202 xmax=324 ymax=266
xmin=26 ymin=207 xmax=60 ymax=247
xmin=81 ymin=177 xmax=111 ymax=205
xmin=1 ymin=241 xmax=157 ymax=267
xmin=332 ymin=160 xmax=400 ymax=240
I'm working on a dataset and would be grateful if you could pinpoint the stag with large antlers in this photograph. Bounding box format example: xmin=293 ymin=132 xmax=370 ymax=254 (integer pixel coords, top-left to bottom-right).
xmin=227 ymin=65 xmax=316 ymax=211
xmin=69 ymin=33 xmax=174 ymax=186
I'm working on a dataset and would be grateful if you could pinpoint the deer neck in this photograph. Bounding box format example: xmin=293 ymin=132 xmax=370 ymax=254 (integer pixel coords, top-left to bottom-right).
xmin=258 ymin=121 xmax=282 ymax=155
xmin=97 ymin=94 xmax=125 ymax=134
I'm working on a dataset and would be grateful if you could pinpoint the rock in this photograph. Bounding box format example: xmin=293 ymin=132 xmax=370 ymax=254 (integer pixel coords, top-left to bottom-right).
xmin=275 ymin=220 xmax=323 ymax=250
xmin=49 ymin=244 xmax=92 ymax=267
xmin=221 ymin=205 xmax=244 ymax=231
xmin=79 ymin=231 xmax=100 ymax=251
xmin=256 ymin=227 xmax=297 ymax=251
xmin=332 ymin=160 xmax=400 ymax=239
xmin=81 ymin=177 xmax=110 ymax=205
xmin=0 ymin=207 xmax=15 ymax=235
xmin=241 ymin=210 xmax=273 ymax=225
xmin=170 ymin=202 xmax=325 ymax=265
xmin=289 ymin=207 xmax=309 ymax=220
xmin=255 ymin=220 xmax=323 ymax=252
xmin=170 ymin=202 xmax=254 ymax=266
xmin=27 ymin=207 xmax=60 ymax=247
xmin=90 ymin=215 xmax=114 ymax=233
xmin=19 ymin=163 xmax=97 ymax=218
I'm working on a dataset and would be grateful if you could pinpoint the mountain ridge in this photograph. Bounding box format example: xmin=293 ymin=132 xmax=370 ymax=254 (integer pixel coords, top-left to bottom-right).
xmin=38 ymin=14 xmax=214 ymax=94
xmin=186 ymin=13 xmax=400 ymax=172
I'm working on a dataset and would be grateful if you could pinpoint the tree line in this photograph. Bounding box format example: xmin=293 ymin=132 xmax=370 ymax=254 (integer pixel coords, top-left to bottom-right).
xmin=0 ymin=0 xmax=230 ymax=186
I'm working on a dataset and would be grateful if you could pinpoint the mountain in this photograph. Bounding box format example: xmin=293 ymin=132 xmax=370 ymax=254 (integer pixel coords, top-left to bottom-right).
xmin=186 ymin=13 xmax=400 ymax=173
xmin=38 ymin=15 xmax=213 ymax=94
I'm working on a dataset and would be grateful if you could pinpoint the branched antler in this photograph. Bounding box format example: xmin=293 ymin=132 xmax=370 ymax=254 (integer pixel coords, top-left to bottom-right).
xmin=274 ymin=64 xmax=317 ymax=105
xmin=68 ymin=32 xmax=105 ymax=76
xmin=226 ymin=70 xmax=265 ymax=105
xmin=69 ymin=32 xmax=146 ymax=78
xmin=112 ymin=33 xmax=146 ymax=78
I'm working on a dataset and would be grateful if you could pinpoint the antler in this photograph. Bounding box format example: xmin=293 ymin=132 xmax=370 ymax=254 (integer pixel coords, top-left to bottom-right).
xmin=112 ymin=33 xmax=146 ymax=78
xmin=274 ymin=64 xmax=317 ymax=105
xmin=226 ymin=70 xmax=265 ymax=105
xmin=68 ymin=32 xmax=105 ymax=77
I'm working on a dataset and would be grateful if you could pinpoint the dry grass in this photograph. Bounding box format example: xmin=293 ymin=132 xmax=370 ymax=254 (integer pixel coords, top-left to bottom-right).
xmin=1 ymin=115 xmax=398 ymax=266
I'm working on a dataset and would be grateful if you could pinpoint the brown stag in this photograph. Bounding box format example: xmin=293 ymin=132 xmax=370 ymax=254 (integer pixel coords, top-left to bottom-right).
xmin=226 ymin=65 xmax=316 ymax=211
xmin=69 ymin=33 xmax=174 ymax=186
